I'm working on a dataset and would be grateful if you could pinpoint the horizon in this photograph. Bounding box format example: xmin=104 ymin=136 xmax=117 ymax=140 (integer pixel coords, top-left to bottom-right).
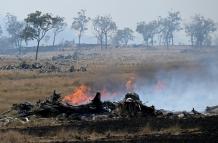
xmin=0 ymin=0 xmax=218 ymax=45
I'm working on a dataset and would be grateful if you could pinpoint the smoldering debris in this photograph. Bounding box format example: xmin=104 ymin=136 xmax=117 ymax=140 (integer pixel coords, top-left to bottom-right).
xmin=10 ymin=91 xmax=157 ymax=119
xmin=1 ymin=90 xmax=213 ymax=127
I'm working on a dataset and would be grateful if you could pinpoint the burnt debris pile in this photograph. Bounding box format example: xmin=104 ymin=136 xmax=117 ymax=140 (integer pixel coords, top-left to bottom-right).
xmin=2 ymin=90 xmax=215 ymax=125
xmin=10 ymin=91 xmax=158 ymax=120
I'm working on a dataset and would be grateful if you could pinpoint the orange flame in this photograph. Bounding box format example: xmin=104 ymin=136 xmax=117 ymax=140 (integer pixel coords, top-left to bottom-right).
xmin=126 ymin=76 xmax=136 ymax=92
xmin=64 ymin=75 xmax=138 ymax=105
xmin=64 ymin=85 xmax=91 ymax=105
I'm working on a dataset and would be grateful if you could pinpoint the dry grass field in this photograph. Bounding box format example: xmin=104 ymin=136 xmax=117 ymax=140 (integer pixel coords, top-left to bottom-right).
xmin=0 ymin=47 xmax=218 ymax=112
xmin=0 ymin=123 xmax=200 ymax=143
xmin=1 ymin=47 xmax=218 ymax=143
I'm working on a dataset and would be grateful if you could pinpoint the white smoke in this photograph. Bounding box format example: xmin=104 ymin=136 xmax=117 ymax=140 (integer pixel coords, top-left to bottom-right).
xmin=135 ymin=56 xmax=218 ymax=112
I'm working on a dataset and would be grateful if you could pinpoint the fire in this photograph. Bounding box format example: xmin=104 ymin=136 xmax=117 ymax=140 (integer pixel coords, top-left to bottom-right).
xmin=64 ymin=75 xmax=138 ymax=105
xmin=126 ymin=76 xmax=136 ymax=92
xmin=64 ymin=85 xmax=91 ymax=105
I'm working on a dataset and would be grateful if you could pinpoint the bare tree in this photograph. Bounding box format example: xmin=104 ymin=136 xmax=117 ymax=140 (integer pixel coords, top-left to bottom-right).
xmin=185 ymin=15 xmax=216 ymax=47
xmin=72 ymin=9 xmax=90 ymax=47
xmin=52 ymin=16 xmax=66 ymax=46
xmin=93 ymin=15 xmax=117 ymax=49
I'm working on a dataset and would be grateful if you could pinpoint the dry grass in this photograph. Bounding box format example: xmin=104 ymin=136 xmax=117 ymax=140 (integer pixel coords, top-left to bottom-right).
xmin=43 ymin=124 xmax=198 ymax=142
xmin=160 ymin=125 xmax=200 ymax=135
xmin=0 ymin=71 xmax=133 ymax=112
xmin=53 ymin=129 xmax=133 ymax=141
xmin=161 ymin=124 xmax=182 ymax=135
xmin=0 ymin=131 xmax=30 ymax=143
xmin=0 ymin=123 xmax=200 ymax=143
xmin=0 ymin=73 xmax=77 ymax=112
xmin=0 ymin=47 xmax=217 ymax=113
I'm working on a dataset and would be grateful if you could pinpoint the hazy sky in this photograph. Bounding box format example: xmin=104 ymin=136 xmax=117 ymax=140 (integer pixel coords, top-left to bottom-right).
xmin=0 ymin=0 xmax=217 ymax=43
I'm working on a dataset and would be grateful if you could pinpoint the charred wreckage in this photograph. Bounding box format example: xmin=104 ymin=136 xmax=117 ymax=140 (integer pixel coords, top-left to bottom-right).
xmin=10 ymin=91 xmax=156 ymax=119
xmin=0 ymin=90 xmax=206 ymax=124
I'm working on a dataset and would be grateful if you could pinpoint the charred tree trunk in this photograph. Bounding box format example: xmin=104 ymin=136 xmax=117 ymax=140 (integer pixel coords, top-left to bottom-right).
xmin=92 ymin=92 xmax=102 ymax=110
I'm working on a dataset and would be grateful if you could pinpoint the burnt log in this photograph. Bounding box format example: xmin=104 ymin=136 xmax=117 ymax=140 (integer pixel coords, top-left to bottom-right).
xmin=12 ymin=102 xmax=34 ymax=117
xmin=192 ymin=108 xmax=201 ymax=115
xmin=10 ymin=91 xmax=156 ymax=120
xmin=141 ymin=105 xmax=156 ymax=116
xmin=125 ymin=92 xmax=140 ymax=101
xmin=33 ymin=92 xmax=109 ymax=117
xmin=91 ymin=92 xmax=102 ymax=109
xmin=116 ymin=93 xmax=156 ymax=117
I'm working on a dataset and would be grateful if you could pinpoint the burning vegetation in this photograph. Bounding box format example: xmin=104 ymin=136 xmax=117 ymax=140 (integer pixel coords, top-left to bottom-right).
xmin=1 ymin=66 xmax=218 ymax=142
xmin=0 ymin=1 xmax=218 ymax=142
xmin=64 ymin=76 xmax=137 ymax=106
xmin=63 ymin=85 xmax=92 ymax=105
xmin=1 ymin=86 xmax=218 ymax=142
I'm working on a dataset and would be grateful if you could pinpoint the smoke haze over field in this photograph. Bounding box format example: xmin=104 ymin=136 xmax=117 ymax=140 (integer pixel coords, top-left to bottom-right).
xmin=78 ymin=51 xmax=218 ymax=112
xmin=0 ymin=0 xmax=218 ymax=44
xmin=131 ymin=56 xmax=218 ymax=112
xmin=71 ymin=54 xmax=218 ymax=112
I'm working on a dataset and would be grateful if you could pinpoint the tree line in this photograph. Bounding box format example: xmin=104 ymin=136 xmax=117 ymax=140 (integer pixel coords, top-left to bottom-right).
xmin=0 ymin=10 xmax=217 ymax=60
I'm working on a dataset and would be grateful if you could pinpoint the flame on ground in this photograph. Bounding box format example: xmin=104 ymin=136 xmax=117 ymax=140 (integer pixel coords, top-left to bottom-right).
xmin=64 ymin=75 xmax=138 ymax=105
xmin=126 ymin=76 xmax=136 ymax=92
xmin=63 ymin=85 xmax=91 ymax=105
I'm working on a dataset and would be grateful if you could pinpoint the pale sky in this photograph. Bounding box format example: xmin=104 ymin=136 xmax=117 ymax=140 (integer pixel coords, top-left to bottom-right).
xmin=0 ymin=0 xmax=217 ymax=44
